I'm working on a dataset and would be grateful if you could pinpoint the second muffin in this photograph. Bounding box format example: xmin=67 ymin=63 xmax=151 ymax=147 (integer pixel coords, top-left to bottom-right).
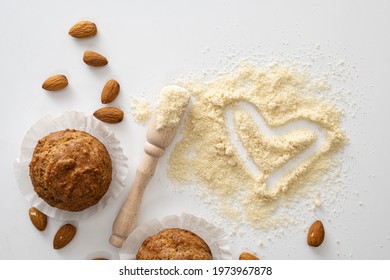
xmin=136 ymin=228 xmax=213 ymax=260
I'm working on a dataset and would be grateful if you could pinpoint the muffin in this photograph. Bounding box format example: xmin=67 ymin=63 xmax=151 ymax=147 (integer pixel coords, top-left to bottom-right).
xmin=136 ymin=228 xmax=212 ymax=260
xmin=29 ymin=129 xmax=112 ymax=211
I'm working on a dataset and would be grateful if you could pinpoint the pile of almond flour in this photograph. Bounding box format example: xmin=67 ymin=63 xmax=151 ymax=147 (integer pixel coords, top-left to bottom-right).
xmin=167 ymin=63 xmax=347 ymax=231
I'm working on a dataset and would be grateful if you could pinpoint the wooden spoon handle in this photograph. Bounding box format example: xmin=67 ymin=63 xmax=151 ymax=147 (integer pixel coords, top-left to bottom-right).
xmin=109 ymin=150 xmax=160 ymax=248
xmin=110 ymin=111 xmax=184 ymax=248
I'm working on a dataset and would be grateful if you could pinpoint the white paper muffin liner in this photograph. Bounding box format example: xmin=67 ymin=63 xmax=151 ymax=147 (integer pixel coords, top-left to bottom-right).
xmin=119 ymin=213 xmax=232 ymax=260
xmin=14 ymin=111 xmax=128 ymax=220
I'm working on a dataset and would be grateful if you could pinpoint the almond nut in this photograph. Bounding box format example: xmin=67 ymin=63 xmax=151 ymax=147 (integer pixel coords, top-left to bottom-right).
xmin=83 ymin=50 xmax=108 ymax=67
xmin=68 ymin=20 xmax=97 ymax=38
xmin=53 ymin=224 xmax=77 ymax=250
xmin=93 ymin=107 xmax=124 ymax=123
xmin=239 ymin=252 xmax=259 ymax=260
xmin=28 ymin=207 xmax=47 ymax=231
xmin=42 ymin=75 xmax=68 ymax=91
xmin=101 ymin=79 xmax=120 ymax=104
xmin=307 ymin=220 xmax=325 ymax=247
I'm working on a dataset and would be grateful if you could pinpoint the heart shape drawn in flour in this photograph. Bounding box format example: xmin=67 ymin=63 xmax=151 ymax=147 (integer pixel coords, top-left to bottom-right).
xmin=225 ymin=102 xmax=331 ymax=200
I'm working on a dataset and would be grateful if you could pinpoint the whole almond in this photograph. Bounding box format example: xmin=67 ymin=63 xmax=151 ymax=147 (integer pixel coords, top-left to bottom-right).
xmin=68 ymin=20 xmax=97 ymax=38
xmin=239 ymin=252 xmax=259 ymax=260
xmin=83 ymin=50 xmax=108 ymax=67
xmin=93 ymin=107 xmax=124 ymax=123
xmin=101 ymin=79 xmax=120 ymax=104
xmin=53 ymin=224 xmax=77 ymax=250
xmin=307 ymin=220 xmax=325 ymax=247
xmin=42 ymin=75 xmax=68 ymax=91
xmin=28 ymin=207 xmax=47 ymax=231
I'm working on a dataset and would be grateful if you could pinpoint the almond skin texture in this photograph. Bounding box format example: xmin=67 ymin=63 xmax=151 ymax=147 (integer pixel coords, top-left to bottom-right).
xmin=307 ymin=220 xmax=325 ymax=247
xmin=68 ymin=21 xmax=97 ymax=38
xmin=42 ymin=75 xmax=68 ymax=91
xmin=93 ymin=107 xmax=124 ymax=124
xmin=101 ymin=79 xmax=120 ymax=104
xmin=239 ymin=252 xmax=259 ymax=260
xmin=83 ymin=51 xmax=108 ymax=67
xmin=28 ymin=207 xmax=47 ymax=231
xmin=53 ymin=224 xmax=77 ymax=250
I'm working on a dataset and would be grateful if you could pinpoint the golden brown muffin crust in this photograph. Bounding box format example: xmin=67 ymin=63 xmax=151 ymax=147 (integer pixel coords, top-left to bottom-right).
xmin=29 ymin=129 xmax=112 ymax=211
xmin=136 ymin=228 xmax=212 ymax=260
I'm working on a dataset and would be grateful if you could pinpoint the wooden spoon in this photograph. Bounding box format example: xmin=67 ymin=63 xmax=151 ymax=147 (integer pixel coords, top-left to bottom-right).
xmin=110 ymin=92 xmax=189 ymax=248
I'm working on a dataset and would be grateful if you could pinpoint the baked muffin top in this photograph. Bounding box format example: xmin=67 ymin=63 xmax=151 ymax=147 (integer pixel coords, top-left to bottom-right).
xmin=29 ymin=129 xmax=112 ymax=212
xmin=136 ymin=228 xmax=212 ymax=260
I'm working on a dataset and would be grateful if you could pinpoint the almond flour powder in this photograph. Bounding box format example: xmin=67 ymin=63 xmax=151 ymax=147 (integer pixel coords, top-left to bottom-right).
xmin=167 ymin=63 xmax=346 ymax=229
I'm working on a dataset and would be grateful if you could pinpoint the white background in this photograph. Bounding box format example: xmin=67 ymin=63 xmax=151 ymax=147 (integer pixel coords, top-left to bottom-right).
xmin=0 ymin=0 xmax=389 ymax=260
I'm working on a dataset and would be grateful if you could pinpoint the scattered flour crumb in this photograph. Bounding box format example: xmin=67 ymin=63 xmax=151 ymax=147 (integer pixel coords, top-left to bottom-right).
xmin=314 ymin=198 xmax=322 ymax=208
xmin=130 ymin=97 xmax=152 ymax=123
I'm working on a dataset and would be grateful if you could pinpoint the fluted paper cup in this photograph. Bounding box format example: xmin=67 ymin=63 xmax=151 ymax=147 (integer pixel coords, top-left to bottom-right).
xmin=120 ymin=213 xmax=232 ymax=260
